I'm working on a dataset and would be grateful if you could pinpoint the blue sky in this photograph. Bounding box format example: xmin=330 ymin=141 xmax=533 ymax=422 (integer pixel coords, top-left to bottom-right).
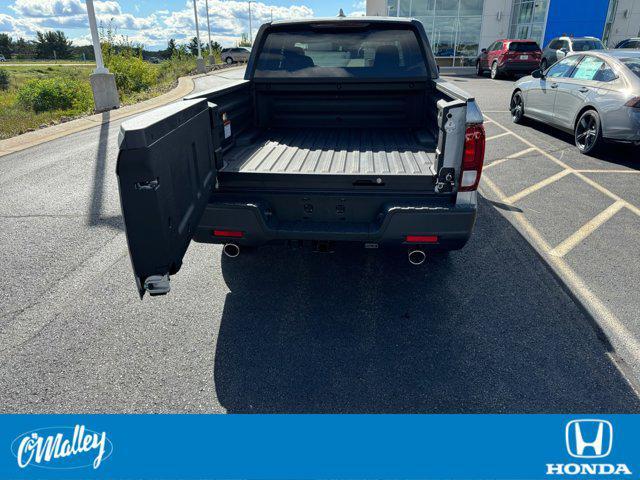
xmin=0 ymin=0 xmax=366 ymax=50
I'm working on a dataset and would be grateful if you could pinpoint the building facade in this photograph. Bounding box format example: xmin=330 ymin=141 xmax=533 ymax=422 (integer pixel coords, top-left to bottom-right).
xmin=366 ymin=0 xmax=640 ymax=66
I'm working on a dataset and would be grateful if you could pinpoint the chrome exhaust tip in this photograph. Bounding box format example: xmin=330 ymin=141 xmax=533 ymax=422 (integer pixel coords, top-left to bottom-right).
xmin=223 ymin=243 xmax=240 ymax=258
xmin=408 ymin=248 xmax=426 ymax=266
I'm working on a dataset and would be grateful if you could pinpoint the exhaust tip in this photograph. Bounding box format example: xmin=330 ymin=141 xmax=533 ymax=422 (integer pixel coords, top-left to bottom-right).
xmin=408 ymin=248 xmax=426 ymax=266
xmin=223 ymin=243 xmax=240 ymax=258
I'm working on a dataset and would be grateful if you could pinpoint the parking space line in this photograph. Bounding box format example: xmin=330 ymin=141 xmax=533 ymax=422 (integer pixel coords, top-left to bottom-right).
xmin=485 ymin=132 xmax=512 ymax=141
xmin=483 ymin=114 xmax=640 ymax=218
xmin=504 ymin=169 xmax=571 ymax=204
xmin=550 ymin=200 xmax=626 ymax=258
xmin=575 ymin=169 xmax=640 ymax=174
xmin=484 ymin=147 xmax=537 ymax=170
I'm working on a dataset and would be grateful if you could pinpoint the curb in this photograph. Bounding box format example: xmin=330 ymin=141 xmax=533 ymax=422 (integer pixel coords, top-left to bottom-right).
xmin=0 ymin=66 xmax=242 ymax=158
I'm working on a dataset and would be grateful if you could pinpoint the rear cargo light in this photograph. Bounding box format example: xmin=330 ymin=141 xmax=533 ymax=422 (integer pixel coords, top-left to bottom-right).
xmin=625 ymin=97 xmax=640 ymax=108
xmin=213 ymin=229 xmax=244 ymax=238
xmin=406 ymin=235 xmax=439 ymax=244
xmin=459 ymin=124 xmax=485 ymax=192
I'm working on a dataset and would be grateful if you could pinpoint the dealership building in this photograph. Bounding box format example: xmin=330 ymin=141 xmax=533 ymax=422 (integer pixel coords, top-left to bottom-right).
xmin=365 ymin=0 xmax=640 ymax=66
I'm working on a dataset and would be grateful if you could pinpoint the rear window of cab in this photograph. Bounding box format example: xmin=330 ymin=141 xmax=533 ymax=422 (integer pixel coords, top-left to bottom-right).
xmin=254 ymin=26 xmax=428 ymax=79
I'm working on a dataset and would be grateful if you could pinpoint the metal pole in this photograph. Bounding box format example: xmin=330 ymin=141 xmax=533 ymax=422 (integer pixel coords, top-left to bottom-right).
xmin=248 ymin=1 xmax=253 ymax=45
xmin=86 ymin=0 xmax=107 ymax=73
xmin=193 ymin=0 xmax=202 ymax=58
xmin=205 ymin=0 xmax=213 ymax=56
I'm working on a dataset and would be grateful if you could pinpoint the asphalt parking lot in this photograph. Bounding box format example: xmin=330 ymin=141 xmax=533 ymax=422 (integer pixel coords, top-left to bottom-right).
xmin=1 ymin=69 xmax=639 ymax=413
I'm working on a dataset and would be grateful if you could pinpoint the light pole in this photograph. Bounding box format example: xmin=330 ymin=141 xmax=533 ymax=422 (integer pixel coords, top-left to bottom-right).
xmin=85 ymin=0 xmax=119 ymax=111
xmin=192 ymin=0 xmax=206 ymax=73
xmin=248 ymin=1 xmax=253 ymax=45
xmin=205 ymin=0 xmax=214 ymax=65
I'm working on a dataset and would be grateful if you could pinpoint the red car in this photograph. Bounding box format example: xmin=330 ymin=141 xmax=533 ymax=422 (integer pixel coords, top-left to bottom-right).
xmin=476 ymin=39 xmax=542 ymax=79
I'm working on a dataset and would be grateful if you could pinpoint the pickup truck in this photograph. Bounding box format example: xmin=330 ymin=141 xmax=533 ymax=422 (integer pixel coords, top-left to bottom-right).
xmin=116 ymin=17 xmax=485 ymax=297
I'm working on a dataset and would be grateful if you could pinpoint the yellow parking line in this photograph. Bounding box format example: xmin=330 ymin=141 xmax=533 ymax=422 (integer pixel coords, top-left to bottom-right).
xmin=484 ymin=147 xmax=537 ymax=170
xmin=550 ymin=200 xmax=626 ymax=258
xmin=485 ymin=132 xmax=512 ymax=141
xmin=483 ymin=114 xmax=640 ymax=218
xmin=504 ymin=169 xmax=571 ymax=204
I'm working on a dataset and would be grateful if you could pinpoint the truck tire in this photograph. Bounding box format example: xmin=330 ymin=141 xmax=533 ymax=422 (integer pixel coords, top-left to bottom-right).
xmin=575 ymin=109 xmax=603 ymax=155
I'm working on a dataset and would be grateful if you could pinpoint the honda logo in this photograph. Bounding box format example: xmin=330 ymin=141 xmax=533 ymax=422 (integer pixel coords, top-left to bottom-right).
xmin=565 ymin=420 xmax=613 ymax=459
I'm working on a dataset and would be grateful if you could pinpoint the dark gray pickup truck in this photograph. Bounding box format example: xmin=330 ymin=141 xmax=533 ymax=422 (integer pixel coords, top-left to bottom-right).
xmin=117 ymin=17 xmax=485 ymax=297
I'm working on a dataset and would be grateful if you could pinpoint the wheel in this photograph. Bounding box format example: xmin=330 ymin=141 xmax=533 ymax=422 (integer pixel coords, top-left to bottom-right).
xmin=510 ymin=91 xmax=525 ymax=124
xmin=540 ymin=58 xmax=548 ymax=72
xmin=490 ymin=61 xmax=500 ymax=79
xmin=225 ymin=57 xmax=233 ymax=64
xmin=575 ymin=110 xmax=603 ymax=155
xmin=476 ymin=61 xmax=484 ymax=76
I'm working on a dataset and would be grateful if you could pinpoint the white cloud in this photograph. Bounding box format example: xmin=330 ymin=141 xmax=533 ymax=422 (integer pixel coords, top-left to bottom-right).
xmin=0 ymin=0 xmax=315 ymax=49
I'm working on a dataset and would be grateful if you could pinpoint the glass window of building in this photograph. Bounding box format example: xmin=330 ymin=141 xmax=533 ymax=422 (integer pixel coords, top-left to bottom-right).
xmin=509 ymin=0 xmax=549 ymax=46
xmin=386 ymin=0 xmax=484 ymax=67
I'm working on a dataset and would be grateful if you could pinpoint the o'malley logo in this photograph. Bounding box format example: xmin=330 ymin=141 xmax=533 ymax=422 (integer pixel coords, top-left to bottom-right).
xmin=11 ymin=425 xmax=112 ymax=470
xmin=546 ymin=419 xmax=631 ymax=476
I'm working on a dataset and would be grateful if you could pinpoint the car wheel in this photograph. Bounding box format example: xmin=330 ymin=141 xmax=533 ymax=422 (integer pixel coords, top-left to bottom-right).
xmin=490 ymin=61 xmax=500 ymax=79
xmin=476 ymin=61 xmax=484 ymax=76
xmin=575 ymin=110 xmax=603 ymax=155
xmin=225 ymin=57 xmax=233 ymax=64
xmin=510 ymin=91 xmax=525 ymax=124
xmin=540 ymin=59 xmax=548 ymax=72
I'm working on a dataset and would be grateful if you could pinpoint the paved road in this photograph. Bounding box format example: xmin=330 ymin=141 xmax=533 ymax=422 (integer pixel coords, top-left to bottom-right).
xmin=1 ymin=69 xmax=639 ymax=413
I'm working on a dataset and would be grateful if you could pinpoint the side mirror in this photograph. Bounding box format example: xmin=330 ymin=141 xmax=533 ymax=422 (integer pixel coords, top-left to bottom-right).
xmin=560 ymin=47 xmax=568 ymax=53
xmin=481 ymin=48 xmax=487 ymax=53
xmin=532 ymin=69 xmax=544 ymax=79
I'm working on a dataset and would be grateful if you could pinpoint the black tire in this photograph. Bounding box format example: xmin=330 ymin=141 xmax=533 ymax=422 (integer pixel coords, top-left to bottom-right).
xmin=490 ymin=61 xmax=500 ymax=79
xmin=540 ymin=58 xmax=548 ymax=72
xmin=225 ymin=57 xmax=233 ymax=64
xmin=510 ymin=90 xmax=525 ymax=124
xmin=575 ymin=110 xmax=603 ymax=155
xmin=476 ymin=61 xmax=484 ymax=76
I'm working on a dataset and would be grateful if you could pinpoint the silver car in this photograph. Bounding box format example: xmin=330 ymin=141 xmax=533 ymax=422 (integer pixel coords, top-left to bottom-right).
xmin=540 ymin=36 xmax=604 ymax=71
xmin=221 ymin=47 xmax=251 ymax=64
xmin=510 ymin=50 xmax=640 ymax=154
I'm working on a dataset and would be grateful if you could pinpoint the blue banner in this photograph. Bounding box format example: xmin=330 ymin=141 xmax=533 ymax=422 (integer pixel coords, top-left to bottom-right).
xmin=1 ymin=415 xmax=638 ymax=479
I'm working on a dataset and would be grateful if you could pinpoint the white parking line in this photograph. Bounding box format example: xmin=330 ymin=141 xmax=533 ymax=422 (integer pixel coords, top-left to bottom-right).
xmin=504 ymin=169 xmax=571 ymax=204
xmin=576 ymin=169 xmax=640 ymax=174
xmin=550 ymin=200 xmax=626 ymax=258
xmin=485 ymin=132 xmax=512 ymax=141
xmin=484 ymin=147 xmax=537 ymax=170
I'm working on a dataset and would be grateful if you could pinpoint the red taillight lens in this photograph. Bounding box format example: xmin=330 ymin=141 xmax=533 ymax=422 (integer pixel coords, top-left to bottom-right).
xmin=625 ymin=97 xmax=640 ymax=108
xmin=406 ymin=235 xmax=439 ymax=244
xmin=459 ymin=124 xmax=485 ymax=192
xmin=213 ymin=229 xmax=244 ymax=238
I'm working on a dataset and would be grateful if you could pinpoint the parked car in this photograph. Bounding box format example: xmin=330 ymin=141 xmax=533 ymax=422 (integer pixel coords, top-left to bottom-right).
xmin=0 ymin=55 xmax=6 ymax=62
xmin=510 ymin=50 xmax=640 ymax=155
xmin=476 ymin=39 xmax=542 ymax=79
xmin=540 ymin=36 xmax=604 ymax=71
xmin=221 ymin=47 xmax=250 ymax=64
xmin=116 ymin=17 xmax=485 ymax=297
xmin=614 ymin=38 xmax=640 ymax=49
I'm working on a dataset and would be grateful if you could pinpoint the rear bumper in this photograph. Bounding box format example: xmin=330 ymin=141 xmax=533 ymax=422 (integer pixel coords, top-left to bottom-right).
xmin=500 ymin=62 xmax=539 ymax=73
xmin=194 ymin=195 xmax=477 ymax=250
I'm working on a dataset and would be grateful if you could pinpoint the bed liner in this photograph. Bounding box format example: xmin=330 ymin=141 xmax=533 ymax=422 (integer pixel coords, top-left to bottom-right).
xmin=221 ymin=127 xmax=437 ymax=176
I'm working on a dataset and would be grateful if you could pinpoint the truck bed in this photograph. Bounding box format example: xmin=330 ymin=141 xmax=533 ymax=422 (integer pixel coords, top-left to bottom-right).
xmin=221 ymin=128 xmax=437 ymax=176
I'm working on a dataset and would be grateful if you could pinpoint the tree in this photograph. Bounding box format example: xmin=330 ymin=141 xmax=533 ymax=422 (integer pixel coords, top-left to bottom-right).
xmin=165 ymin=38 xmax=177 ymax=58
xmin=0 ymin=33 xmax=13 ymax=59
xmin=187 ymin=37 xmax=204 ymax=56
xmin=35 ymin=30 xmax=73 ymax=59
xmin=208 ymin=41 xmax=221 ymax=54
xmin=14 ymin=37 xmax=36 ymax=58
xmin=238 ymin=33 xmax=251 ymax=47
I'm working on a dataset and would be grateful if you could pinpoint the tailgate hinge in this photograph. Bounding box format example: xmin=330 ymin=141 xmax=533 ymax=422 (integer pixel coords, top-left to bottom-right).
xmin=435 ymin=167 xmax=456 ymax=193
xmin=144 ymin=274 xmax=171 ymax=296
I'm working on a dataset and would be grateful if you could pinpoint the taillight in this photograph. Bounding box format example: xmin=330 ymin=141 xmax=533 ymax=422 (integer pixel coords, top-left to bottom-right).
xmin=213 ymin=229 xmax=244 ymax=238
xmin=406 ymin=235 xmax=439 ymax=244
xmin=625 ymin=97 xmax=640 ymax=108
xmin=459 ymin=124 xmax=485 ymax=192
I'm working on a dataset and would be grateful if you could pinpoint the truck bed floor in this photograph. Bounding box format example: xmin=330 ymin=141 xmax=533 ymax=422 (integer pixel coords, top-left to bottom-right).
xmin=222 ymin=128 xmax=436 ymax=176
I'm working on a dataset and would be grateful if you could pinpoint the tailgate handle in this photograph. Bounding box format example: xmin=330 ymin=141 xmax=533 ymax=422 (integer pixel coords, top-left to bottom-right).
xmin=353 ymin=178 xmax=385 ymax=187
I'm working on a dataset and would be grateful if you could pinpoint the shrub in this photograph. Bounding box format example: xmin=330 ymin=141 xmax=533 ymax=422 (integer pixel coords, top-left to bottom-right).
xmin=0 ymin=68 xmax=9 ymax=91
xmin=17 ymin=77 xmax=92 ymax=112
xmin=107 ymin=52 xmax=158 ymax=93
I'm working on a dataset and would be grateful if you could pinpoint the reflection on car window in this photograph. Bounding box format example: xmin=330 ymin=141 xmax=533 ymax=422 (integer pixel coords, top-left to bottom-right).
xmin=571 ymin=56 xmax=616 ymax=81
xmin=621 ymin=58 xmax=640 ymax=79
xmin=546 ymin=56 xmax=582 ymax=78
